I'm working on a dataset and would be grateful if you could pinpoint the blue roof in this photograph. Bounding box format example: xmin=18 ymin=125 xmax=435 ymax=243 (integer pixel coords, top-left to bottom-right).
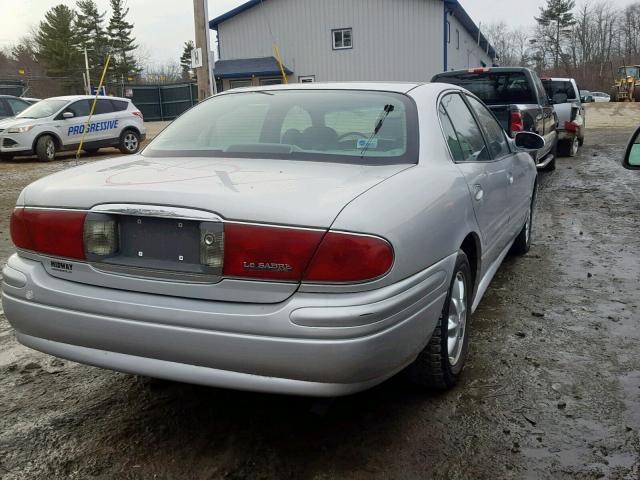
xmin=213 ymin=56 xmax=293 ymax=79
xmin=209 ymin=0 xmax=262 ymax=29
xmin=209 ymin=0 xmax=496 ymax=59
xmin=444 ymin=0 xmax=496 ymax=59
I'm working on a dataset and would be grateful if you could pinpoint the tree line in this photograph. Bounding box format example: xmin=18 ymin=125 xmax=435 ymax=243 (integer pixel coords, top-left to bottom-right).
xmin=0 ymin=0 xmax=139 ymax=95
xmin=485 ymin=0 xmax=640 ymax=92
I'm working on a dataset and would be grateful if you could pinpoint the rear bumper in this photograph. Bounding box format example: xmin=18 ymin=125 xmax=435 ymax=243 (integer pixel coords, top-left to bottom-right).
xmin=2 ymin=253 xmax=454 ymax=396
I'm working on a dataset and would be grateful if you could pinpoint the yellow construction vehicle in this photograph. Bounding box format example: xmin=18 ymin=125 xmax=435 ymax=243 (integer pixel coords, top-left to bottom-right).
xmin=612 ymin=66 xmax=640 ymax=102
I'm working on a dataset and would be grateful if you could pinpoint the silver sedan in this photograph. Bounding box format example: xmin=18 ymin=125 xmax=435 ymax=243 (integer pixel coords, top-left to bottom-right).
xmin=2 ymin=82 xmax=540 ymax=396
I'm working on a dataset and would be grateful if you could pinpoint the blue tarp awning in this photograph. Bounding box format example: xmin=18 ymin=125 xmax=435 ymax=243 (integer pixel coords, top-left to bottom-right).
xmin=214 ymin=56 xmax=293 ymax=79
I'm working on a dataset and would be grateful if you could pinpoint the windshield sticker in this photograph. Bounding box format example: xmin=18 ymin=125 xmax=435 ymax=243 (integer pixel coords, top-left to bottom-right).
xmin=357 ymin=138 xmax=378 ymax=149
xmin=68 ymin=119 xmax=119 ymax=136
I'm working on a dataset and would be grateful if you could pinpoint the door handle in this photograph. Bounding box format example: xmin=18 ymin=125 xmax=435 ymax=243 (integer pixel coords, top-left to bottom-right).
xmin=473 ymin=185 xmax=484 ymax=201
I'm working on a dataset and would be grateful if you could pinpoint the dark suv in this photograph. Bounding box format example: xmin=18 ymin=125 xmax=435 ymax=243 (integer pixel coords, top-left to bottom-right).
xmin=432 ymin=67 xmax=558 ymax=171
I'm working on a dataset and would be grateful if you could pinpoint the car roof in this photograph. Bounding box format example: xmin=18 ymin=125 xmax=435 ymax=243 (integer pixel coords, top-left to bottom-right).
xmin=434 ymin=67 xmax=534 ymax=76
xmin=45 ymin=95 xmax=130 ymax=102
xmin=217 ymin=81 xmax=426 ymax=95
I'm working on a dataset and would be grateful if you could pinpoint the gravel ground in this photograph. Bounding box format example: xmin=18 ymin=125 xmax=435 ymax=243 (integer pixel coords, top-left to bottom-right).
xmin=0 ymin=113 xmax=639 ymax=479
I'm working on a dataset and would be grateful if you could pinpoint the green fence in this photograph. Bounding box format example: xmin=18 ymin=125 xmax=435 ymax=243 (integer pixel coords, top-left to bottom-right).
xmin=0 ymin=80 xmax=26 ymax=97
xmin=124 ymin=82 xmax=198 ymax=121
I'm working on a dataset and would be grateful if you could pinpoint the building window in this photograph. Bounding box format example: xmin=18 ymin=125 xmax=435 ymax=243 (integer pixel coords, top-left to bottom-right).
xmin=456 ymin=29 xmax=460 ymax=50
xmin=447 ymin=21 xmax=451 ymax=43
xmin=299 ymin=75 xmax=315 ymax=83
xmin=229 ymin=79 xmax=252 ymax=89
xmin=260 ymin=78 xmax=282 ymax=86
xmin=332 ymin=28 xmax=353 ymax=50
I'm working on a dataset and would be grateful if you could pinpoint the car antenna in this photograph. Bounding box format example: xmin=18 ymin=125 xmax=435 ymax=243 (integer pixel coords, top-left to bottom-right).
xmin=360 ymin=104 xmax=394 ymax=159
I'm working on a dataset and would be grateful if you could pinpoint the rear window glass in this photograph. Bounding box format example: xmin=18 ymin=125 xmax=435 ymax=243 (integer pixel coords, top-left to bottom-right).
xmin=542 ymin=80 xmax=577 ymax=101
xmin=145 ymin=90 xmax=418 ymax=165
xmin=435 ymin=71 xmax=535 ymax=105
xmin=111 ymin=100 xmax=128 ymax=111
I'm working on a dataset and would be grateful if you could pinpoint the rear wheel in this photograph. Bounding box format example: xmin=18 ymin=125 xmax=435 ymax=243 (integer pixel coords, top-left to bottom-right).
xmin=511 ymin=189 xmax=536 ymax=255
xmin=119 ymin=129 xmax=140 ymax=154
xmin=35 ymin=135 xmax=56 ymax=162
xmin=405 ymin=251 xmax=472 ymax=390
xmin=558 ymin=137 xmax=579 ymax=158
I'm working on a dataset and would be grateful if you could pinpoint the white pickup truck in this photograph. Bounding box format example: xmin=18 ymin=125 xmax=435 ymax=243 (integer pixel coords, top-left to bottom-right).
xmin=542 ymin=77 xmax=585 ymax=157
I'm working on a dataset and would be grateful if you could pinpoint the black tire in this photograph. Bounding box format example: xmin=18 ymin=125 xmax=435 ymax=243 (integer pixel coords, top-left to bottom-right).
xmin=405 ymin=250 xmax=472 ymax=391
xmin=84 ymin=148 xmax=99 ymax=155
xmin=0 ymin=153 xmax=13 ymax=162
xmin=35 ymin=135 xmax=56 ymax=162
xmin=119 ymin=129 xmax=140 ymax=154
xmin=511 ymin=186 xmax=536 ymax=256
xmin=557 ymin=139 xmax=570 ymax=157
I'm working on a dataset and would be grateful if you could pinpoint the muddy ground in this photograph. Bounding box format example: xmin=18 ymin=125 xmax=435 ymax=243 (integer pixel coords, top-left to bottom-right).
xmin=0 ymin=121 xmax=639 ymax=479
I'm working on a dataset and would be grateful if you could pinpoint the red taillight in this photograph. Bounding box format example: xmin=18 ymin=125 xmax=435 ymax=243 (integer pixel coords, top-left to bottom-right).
xmin=222 ymin=223 xmax=394 ymax=283
xmin=303 ymin=232 xmax=393 ymax=283
xmin=223 ymin=223 xmax=323 ymax=281
xmin=10 ymin=208 xmax=87 ymax=260
xmin=510 ymin=111 xmax=524 ymax=135
xmin=132 ymin=111 xmax=143 ymax=120
xmin=564 ymin=121 xmax=578 ymax=133
xmin=469 ymin=67 xmax=490 ymax=73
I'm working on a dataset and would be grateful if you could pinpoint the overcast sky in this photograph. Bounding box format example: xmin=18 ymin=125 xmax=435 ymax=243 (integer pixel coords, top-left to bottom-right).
xmin=0 ymin=0 xmax=632 ymax=68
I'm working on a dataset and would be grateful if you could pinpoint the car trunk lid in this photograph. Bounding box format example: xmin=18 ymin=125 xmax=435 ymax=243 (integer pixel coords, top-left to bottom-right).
xmin=21 ymin=155 xmax=411 ymax=302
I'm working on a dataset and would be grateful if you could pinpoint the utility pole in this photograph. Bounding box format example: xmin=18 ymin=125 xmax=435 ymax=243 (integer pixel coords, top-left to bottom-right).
xmin=84 ymin=47 xmax=92 ymax=95
xmin=193 ymin=0 xmax=215 ymax=100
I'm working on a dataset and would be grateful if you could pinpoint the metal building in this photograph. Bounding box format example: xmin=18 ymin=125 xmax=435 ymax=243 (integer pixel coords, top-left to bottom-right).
xmin=209 ymin=0 xmax=497 ymax=90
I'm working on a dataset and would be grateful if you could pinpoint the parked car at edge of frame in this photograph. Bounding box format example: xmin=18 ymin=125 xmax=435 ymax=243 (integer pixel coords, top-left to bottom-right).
xmin=0 ymin=95 xmax=32 ymax=119
xmin=2 ymin=82 xmax=542 ymax=397
xmin=542 ymin=77 xmax=585 ymax=158
xmin=623 ymin=126 xmax=640 ymax=170
xmin=432 ymin=67 xmax=558 ymax=171
xmin=0 ymin=95 xmax=145 ymax=162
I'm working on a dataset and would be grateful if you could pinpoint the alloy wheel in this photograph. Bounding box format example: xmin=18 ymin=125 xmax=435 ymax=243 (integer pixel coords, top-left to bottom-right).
xmin=447 ymin=271 xmax=468 ymax=366
xmin=124 ymin=133 xmax=138 ymax=152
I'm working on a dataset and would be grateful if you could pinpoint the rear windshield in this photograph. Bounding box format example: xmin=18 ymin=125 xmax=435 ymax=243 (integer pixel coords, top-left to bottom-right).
xmin=434 ymin=71 xmax=535 ymax=105
xmin=542 ymin=80 xmax=577 ymax=101
xmin=144 ymin=90 xmax=418 ymax=165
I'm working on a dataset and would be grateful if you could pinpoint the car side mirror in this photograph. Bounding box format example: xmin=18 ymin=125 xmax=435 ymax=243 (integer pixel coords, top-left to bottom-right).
xmin=623 ymin=126 xmax=640 ymax=170
xmin=515 ymin=132 xmax=545 ymax=151
xmin=62 ymin=111 xmax=74 ymax=119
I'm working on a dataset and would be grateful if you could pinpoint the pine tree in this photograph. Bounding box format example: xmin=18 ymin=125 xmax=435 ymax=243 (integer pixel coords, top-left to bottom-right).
xmin=34 ymin=4 xmax=82 ymax=92
xmin=536 ymin=0 xmax=576 ymax=69
xmin=75 ymin=0 xmax=109 ymax=84
xmin=180 ymin=41 xmax=196 ymax=80
xmin=107 ymin=0 xmax=139 ymax=79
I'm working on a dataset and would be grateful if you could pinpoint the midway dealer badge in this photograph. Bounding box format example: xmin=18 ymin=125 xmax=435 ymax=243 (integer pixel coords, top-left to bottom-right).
xmin=50 ymin=260 xmax=73 ymax=273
